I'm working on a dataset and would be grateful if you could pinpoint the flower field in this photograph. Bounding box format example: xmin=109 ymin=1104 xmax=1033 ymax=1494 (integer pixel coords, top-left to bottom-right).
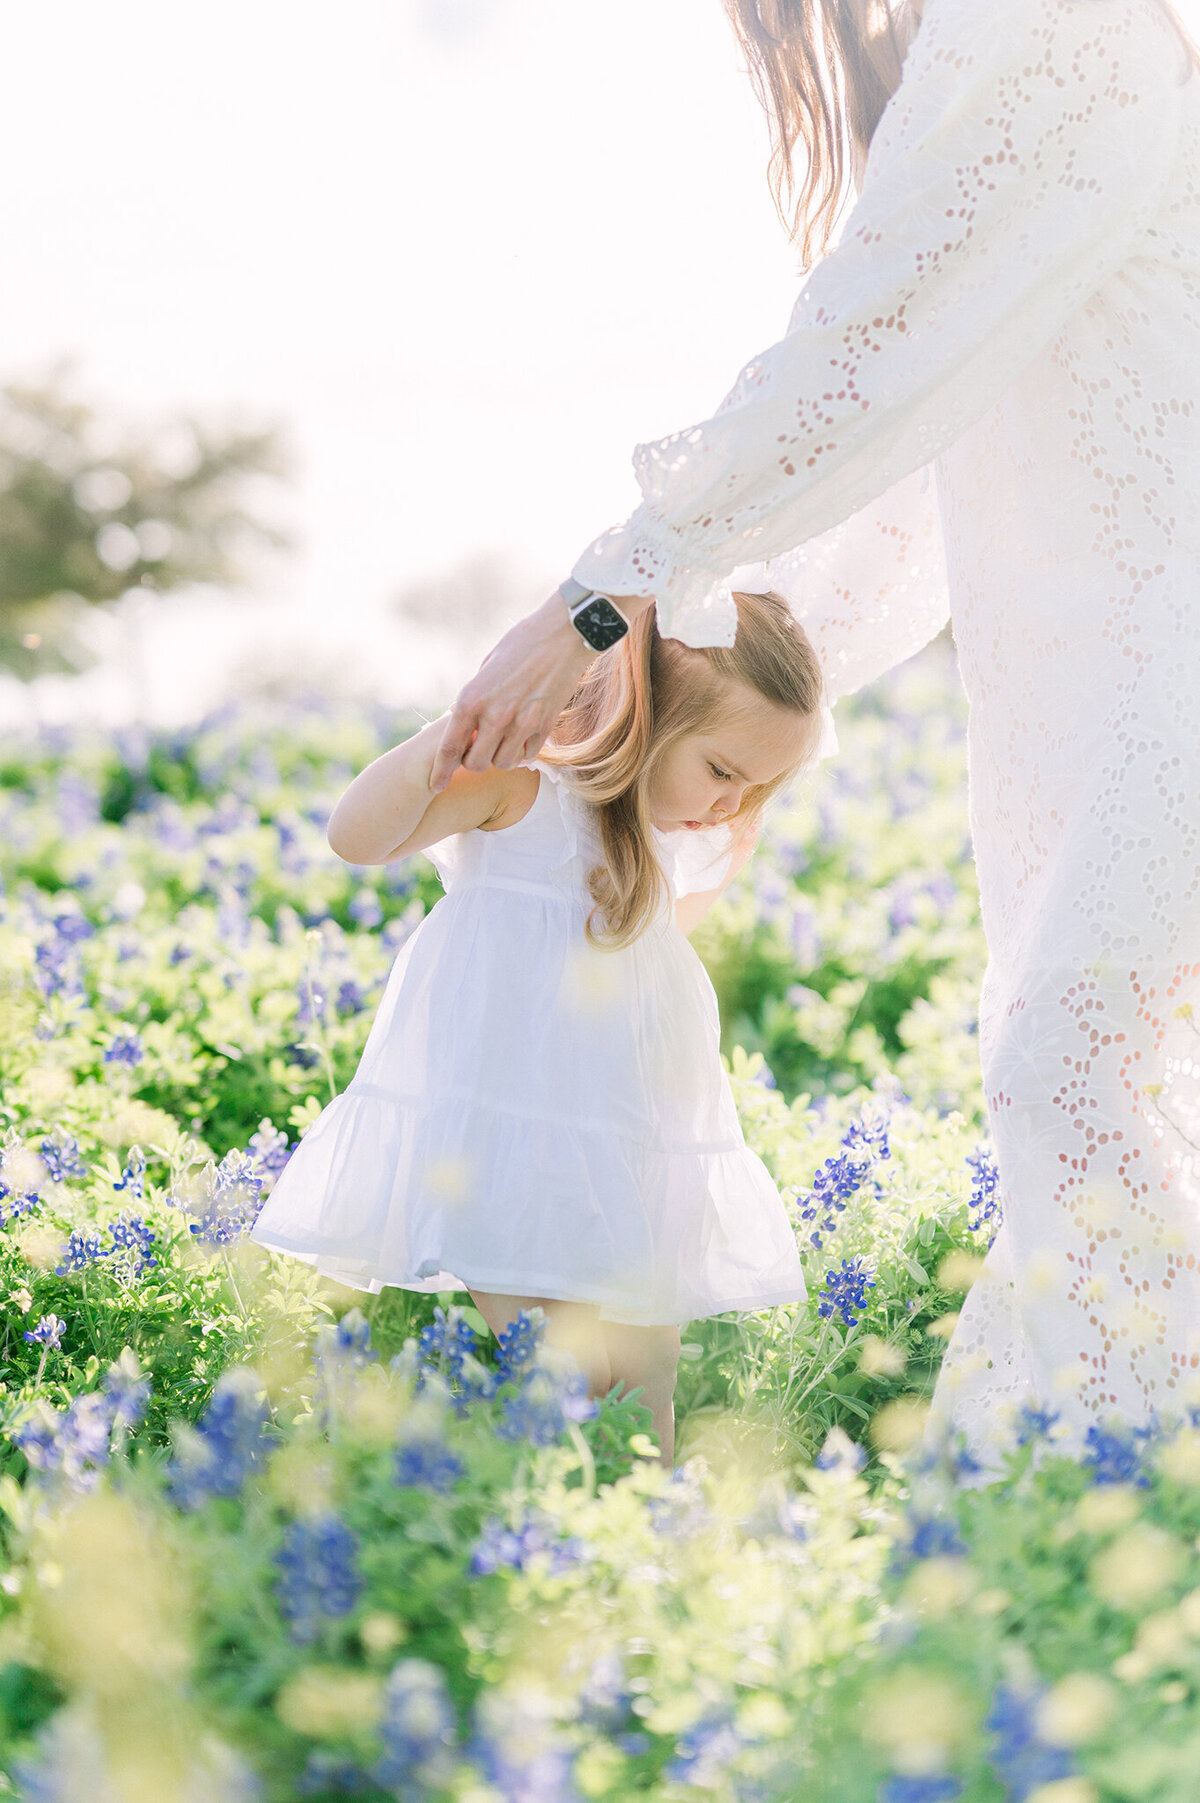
xmin=3 ymin=639 xmax=1200 ymax=1802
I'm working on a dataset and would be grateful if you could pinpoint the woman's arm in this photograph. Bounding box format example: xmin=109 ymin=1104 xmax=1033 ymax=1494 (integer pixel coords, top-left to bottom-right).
xmin=328 ymin=716 xmax=538 ymax=865
xmin=674 ymin=819 xmax=761 ymax=938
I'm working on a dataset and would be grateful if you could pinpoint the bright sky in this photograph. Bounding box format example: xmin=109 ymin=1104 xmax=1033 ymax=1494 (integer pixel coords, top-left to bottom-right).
xmin=0 ymin=0 xmax=805 ymax=726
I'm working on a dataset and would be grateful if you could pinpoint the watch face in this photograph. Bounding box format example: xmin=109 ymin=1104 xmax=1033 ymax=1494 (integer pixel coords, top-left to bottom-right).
xmin=573 ymin=596 xmax=629 ymax=651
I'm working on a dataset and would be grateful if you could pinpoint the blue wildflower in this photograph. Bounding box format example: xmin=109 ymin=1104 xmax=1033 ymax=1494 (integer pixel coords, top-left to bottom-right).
xmin=39 ymin=1132 xmax=87 ymax=1184
xmin=336 ymin=979 xmax=365 ymax=1015
xmin=0 ymin=1179 xmax=40 ymax=1229
xmin=108 ymin=1212 xmax=157 ymax=1274
xmin=471 ymin=1510 xmax=587 ymax=1577
xmin=984 ymin=1682 xmax=1076 ymax=1801
xmin=815 ymin=1425 xmax=868 ymax=1476
xmin=165 ymin=1366 xmax=271 ymax=1508
xmin=1082 ymin=1420 xmax=1157 ymax=1488
xmin=907 ymin=1514 xmax=968 ymax=1560
xmin=166 ymin=1149 xmax=264 ymax=1245
xmin=54 ymin=1225 xmax=111 ymax=1275
xmin=493 ymin=1308 xmax=546 ymax=1384
xmin=470 ymin=1686 xmax=578 ymax=1803
xmin=103 ymin=1031 xmax=145 ymax=1068
xmin=966 ymin=1145 xmax=1002 ymax=1243
xmin=394 ymin=1419 xmax=464 ymax=1493
xmin=878 ymin=1777 xmax=964 ymax=1803
xmin=577 ymin=1651 xmax=635 ymax=1734
xmin=246 ymin=1121 xmax=294 ymax=1184
xmin=314 ymin=1307 xmax=378 ymax=1377
xmin=417 ymin=1305 xmax=478 ymax=1382
xmin=1015 ymin=1404 xmax=1061 ymax=1447
xmin=274 ymin=1514 xmax=363 ymax=1644
xmin=22 ymin=1315 xmax=65 ymax=1350
xmin=348 ymin=889 xmax=384 ymax=929
xmin=296 ymin=1750 xmax=372 ymax=1794
xmin=15 ymin=1390 xmax=116 ymax=1490
xmin=816 ymin=1256 xmax=877 ymax=1328
xmin=372 ymin=1659 xmax=457 ymax=1798
xmin=113 ymin=1146 xmax=146 ymax=1201
xmin=843 ymin=1114 xmax=892 ymax=1160
xmin=101 ymin=1348 xmax=152 ymax=1430
xmin=52 ymin=911 xmax=94 ymax=946
xmin=796 ymin=1150 xmax=875 ymax=1252
xmin=498 ymin=1351 xmax=598 ymax=1447
xmin=666 ymin=1712 xmax=743 ymax=1788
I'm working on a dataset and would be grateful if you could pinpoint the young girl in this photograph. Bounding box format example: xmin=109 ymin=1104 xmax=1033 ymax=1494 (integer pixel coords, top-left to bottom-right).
xmin=251 ymin=591 xmax=825 ymax=1462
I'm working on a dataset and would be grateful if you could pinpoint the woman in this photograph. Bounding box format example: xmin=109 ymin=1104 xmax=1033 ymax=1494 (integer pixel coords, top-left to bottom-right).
xmin=430 ymin=0 xmax=1200 ymax=1480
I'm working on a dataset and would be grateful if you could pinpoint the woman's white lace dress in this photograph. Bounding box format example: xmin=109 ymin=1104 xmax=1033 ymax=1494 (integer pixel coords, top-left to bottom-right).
xmin=572 ymin=0 xmax=1200 ymax=1477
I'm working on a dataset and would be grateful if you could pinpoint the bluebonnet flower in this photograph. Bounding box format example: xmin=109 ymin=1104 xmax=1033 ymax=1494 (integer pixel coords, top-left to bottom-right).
xmin=372 ymin=1658 xmax=457 ymax=1798
xmin=665 ymin=1712 xmax=743 ymax=1788
xmin=314 ymin=1307 xmax=378 ymax=1378
xmin=472 ymin=1510 xmax=587 ymax=1577
xmin=493 ymin=1308 xmax=546 ymax=1384
xmin=817 ymin=1256 xmax=878 ymax=1328
xmin=34 ymin=936 xmax=84 ymax=1001
xmin=0 ymin=1178 xmax=40 ymax=1229
xmin=296 ymin=1750 xmax=372 ymax=1795
xmin=101 ymin=1347 xmax=152 ymax=1430
xmin=647 ymin=1462 xmax=711 ymax=1541
xmin=166 ymin=1149 xmax=265 ymax=1244
xmin=815 ymin=1425 xmax=868 ymax=1476
xmin=907 ymin=1514 xmax=968 ymax=1560
xmin=498 ymin=1351 xmax=598 ymax=1447
xmin=394 ymin=1416 xmax=464 ymax=1493
xmin=103 ymin=1031 xmax=145 ymax=1068
xmin=39 ymin=1132 xmax=87 ymax=1184
xmin=984 ymin=1682 xmax=1077 ymax=1801
xmin=878 ymin=1777 xmax=964 ymax=1803
xmin=113 ymin=1146 xmax=146 ymax=1201
xmin=417 ymin=1305 xmax=478 ymax=1382
xmin=1082 ymin=1419 xmax=1158 ymax=1488
xmin=1015 ymin=1404 xmax=1061 ymax=1447
xmin=577 ymin=1652 xmax=635 ymax=1735
xmin=336 ymin=979 xmax=365 ymax=1015
xmin=274 ymin=1514 xmax=363 ymax=1643
xmin=22 ymin=1315 xmax=65 ymax=1350
xmin=796 ymin=1151 xmax=874 ymax=1252
xmin=108 ymin=1212 xmax=157 ymax=1274
xmin=12 ymin=1355 xmax=149 ymax=1491
xmin=168 ymin=941 xmax=193 ymax=964
xmin=51 ymin=911 xmax=94 ymax=946
xmin=966 ymin=1145 xmax=1002 ymax=1244
xmin=469 ymin=1686 xmax=579 ymax=1803
xmin=54 ymin=1225 xmax=112 ymax=1275
xmin=245 ymin=1121 xmax=294 ymax=1186
xmin=165 ymin=1366 xmax=271 ymax=1508
xmin=348 ymin=889 xmax=384 ymax=929
xmin=842 ymin=1114 xmax=892 ymax=1160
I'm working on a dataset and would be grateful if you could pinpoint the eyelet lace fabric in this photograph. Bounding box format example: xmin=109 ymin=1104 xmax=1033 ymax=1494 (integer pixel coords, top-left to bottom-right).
xmin=575 ymin=0 xmax=1200 ymax=1478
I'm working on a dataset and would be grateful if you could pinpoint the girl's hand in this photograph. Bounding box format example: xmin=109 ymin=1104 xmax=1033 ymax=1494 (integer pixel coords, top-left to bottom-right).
xmin=429 ymin=589 xmax=653 ymax=792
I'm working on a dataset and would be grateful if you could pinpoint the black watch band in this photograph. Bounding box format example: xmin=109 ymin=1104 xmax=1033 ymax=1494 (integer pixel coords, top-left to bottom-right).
xmin=559 ymin=577 xmax=630 ymax=652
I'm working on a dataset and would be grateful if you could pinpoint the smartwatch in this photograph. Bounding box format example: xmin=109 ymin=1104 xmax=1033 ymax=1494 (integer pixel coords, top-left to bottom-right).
xmin=558 ymin=576 xmax=630 ymax=652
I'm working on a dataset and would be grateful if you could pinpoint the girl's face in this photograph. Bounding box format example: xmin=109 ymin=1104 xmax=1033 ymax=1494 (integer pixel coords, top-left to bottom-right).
xmin=645 ymin=684 xmax=815 ymax=832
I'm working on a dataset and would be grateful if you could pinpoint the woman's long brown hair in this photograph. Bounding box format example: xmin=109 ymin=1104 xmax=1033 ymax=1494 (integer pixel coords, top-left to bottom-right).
xmin=542 ymin=591 xmax=824 ymax=948
xmin=725 ymin=0 xmax=1198 ymax=269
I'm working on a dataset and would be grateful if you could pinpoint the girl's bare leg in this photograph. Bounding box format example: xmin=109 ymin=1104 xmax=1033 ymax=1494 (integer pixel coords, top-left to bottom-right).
xmin=600 ymin=1322 xmax=681 ymax=1466
xmin=468 ymin=1290 xmax=612 ymax=1397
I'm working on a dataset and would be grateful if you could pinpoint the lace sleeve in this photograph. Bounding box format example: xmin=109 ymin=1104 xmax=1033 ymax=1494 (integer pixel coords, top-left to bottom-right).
xmin=571 ymin=0 xmax=1187 ymax=648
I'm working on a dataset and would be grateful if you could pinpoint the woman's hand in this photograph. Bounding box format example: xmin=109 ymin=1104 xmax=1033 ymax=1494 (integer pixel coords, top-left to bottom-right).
xmin=429 ymin=588 xmax=652 ymax=792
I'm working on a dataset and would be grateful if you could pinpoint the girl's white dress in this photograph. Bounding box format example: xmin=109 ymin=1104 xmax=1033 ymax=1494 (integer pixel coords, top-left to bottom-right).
xmin=250 ymin=764 xmax=808 ymax=1326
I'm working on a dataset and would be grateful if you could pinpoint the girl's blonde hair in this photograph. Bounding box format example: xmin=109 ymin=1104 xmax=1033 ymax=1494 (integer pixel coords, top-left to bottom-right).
xmin=542 ymin=590 xmax=824 ymax=948
xmin=725 ymin=0 xmax=1200 ymax=269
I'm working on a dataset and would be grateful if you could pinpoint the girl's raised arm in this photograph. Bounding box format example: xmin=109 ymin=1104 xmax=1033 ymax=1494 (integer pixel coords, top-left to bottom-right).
xmin=327 ymin=716 xmax=536 ymax=866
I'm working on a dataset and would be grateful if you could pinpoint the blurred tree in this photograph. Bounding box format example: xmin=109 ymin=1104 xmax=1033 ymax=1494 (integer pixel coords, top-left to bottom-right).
xmin=0 ymin=364 xmax=292 ymax=680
